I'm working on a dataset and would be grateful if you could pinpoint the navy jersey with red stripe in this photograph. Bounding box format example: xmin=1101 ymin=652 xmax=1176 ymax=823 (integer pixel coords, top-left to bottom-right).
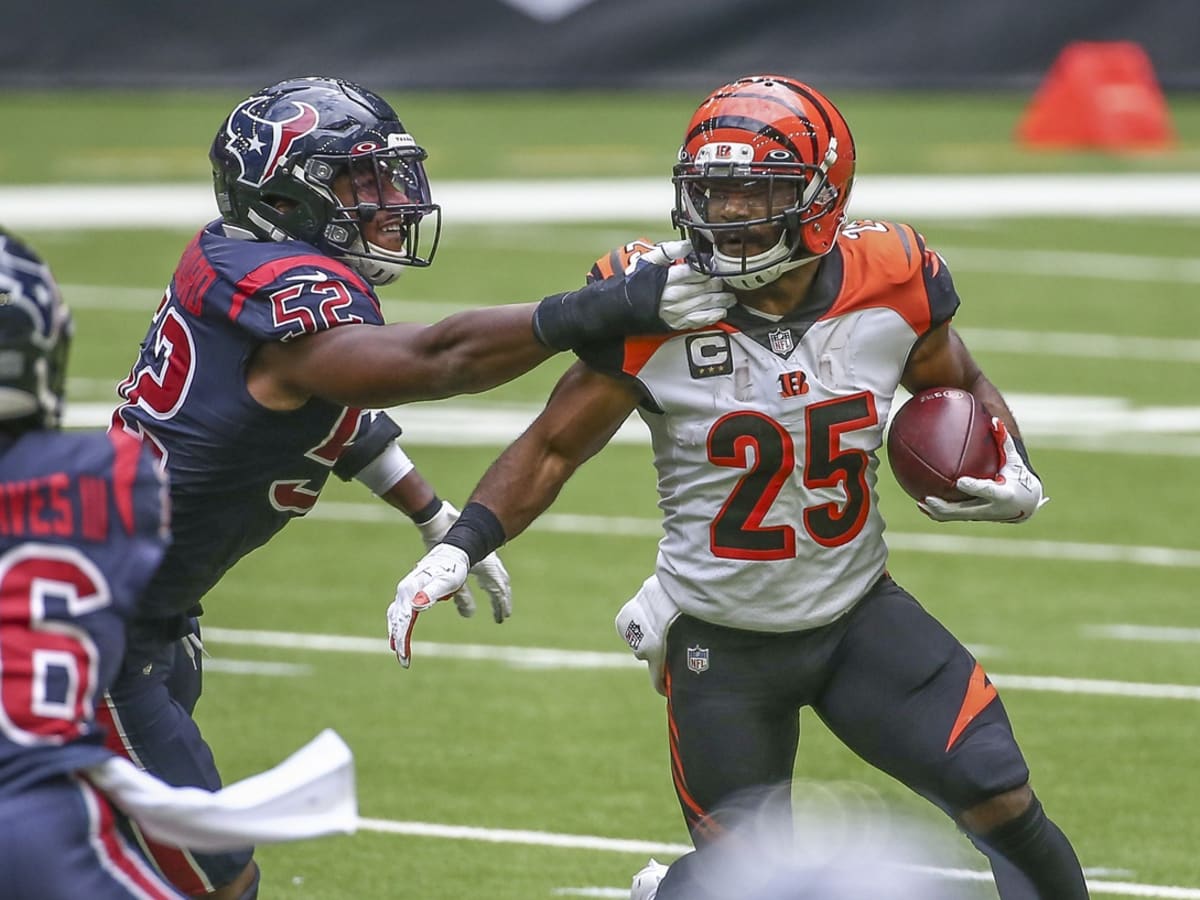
xmin=0 ymin=429 xmax=169 ymax=795
xmin=111 ymin=222 xmax=384 ymax=624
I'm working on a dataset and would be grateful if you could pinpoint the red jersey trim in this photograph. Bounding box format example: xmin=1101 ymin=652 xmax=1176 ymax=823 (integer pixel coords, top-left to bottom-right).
xmin=228 ymin=254 xmax=374 ymax=322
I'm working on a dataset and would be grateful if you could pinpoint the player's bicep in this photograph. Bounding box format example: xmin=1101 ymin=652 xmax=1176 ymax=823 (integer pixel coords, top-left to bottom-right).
xmin=250 ymin=322 xmax=442 ymax=409
xmin=901 ymin=323 xmax=981 ymax=393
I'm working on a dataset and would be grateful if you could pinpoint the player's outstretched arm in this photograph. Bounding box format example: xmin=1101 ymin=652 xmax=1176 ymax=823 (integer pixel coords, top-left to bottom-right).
xmin=387 ymin=364 xmax=640 ymax=667
xmin=250 ymin=241 xmax=731 ymax=409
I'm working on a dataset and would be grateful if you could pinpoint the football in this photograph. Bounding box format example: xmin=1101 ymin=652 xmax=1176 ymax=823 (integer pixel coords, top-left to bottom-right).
xmin=886 ymin=387 xmax=1000 ymax=502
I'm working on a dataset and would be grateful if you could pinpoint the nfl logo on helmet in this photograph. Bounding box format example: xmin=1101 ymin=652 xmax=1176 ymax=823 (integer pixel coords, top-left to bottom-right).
xmin=223 ymin=97 xmax=321 ymax=187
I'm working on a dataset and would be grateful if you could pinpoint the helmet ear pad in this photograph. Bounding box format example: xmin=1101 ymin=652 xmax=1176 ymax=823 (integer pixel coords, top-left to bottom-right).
xmin=799 ymin=214 xmax=838 ymax=257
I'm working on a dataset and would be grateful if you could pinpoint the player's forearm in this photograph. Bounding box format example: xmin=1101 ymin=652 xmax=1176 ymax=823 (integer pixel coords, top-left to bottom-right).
xmin=470 ymin=441 xmax=577 ymax=542
xmin=406 ymin=304 xmax=556 ymax=400
xmin=377 ymin=468 xmax=439 ymax=518
xmin=285 ymin=308 xmax=552 ymax=407
xmin=965 ymin=371 xmax=1022 ymax=439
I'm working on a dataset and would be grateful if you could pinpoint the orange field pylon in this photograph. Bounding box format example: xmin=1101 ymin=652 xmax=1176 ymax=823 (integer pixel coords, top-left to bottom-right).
xmin=1017 ymin=41 xmax=1175 ymax=152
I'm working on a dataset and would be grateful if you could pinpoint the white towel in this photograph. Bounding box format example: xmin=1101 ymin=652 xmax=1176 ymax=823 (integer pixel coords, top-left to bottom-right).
xmin=86 ymin=729 xmax=357 ymax=852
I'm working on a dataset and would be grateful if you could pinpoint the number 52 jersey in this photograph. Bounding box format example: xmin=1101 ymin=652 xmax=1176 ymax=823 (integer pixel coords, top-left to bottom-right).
xmin=110 ymin=222 xmax=385 ymax=623
xmin=579 ymin=222 xmax=961 ymax=632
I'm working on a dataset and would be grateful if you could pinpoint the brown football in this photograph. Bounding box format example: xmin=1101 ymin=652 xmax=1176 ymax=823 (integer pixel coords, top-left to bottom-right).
xmin=886 ymin=388 xmax=1000 ymax=502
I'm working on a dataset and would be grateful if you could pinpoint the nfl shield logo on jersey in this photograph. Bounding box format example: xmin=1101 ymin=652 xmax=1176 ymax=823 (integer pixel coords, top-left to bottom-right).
xmin=687 ymin=646 xmax=710 ymax=674
xmin=624 ymin=620 xmax=645 ymax=652
xmin=768 ymin=328 xmax=795 ymax=358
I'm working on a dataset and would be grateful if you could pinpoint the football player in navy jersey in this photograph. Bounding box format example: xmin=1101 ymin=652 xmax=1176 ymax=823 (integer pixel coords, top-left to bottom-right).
xmin=394 ymin=77 xmax=1088 ymax=899
xmin=105 ymin=76 xmax=733 ymax=898
xmin=0 ymin=230 xmax=184 ymax=898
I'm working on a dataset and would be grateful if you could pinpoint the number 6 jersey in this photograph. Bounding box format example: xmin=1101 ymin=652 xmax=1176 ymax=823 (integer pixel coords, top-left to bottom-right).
xmin=0 ymin=429 xmax=168 ymax=792
xmin=579 ymin=222 xmax=960 ymax=632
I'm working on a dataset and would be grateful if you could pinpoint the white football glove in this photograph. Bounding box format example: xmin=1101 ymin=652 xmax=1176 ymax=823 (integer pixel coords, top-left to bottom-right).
xmin=414 ymin=501 xmax=511 ymax=622
xmin=633 ymin=239 xmax=735 ymax=330
xmin=387 ymin=544 xmax=469 ymax=668
xmin=919 ymin=419 xmax=1049 ymax=523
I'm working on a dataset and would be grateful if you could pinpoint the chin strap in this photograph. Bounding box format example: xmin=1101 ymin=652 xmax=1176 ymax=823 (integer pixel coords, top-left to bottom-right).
xmin=712 ymin=234 xmax=817 ymax=290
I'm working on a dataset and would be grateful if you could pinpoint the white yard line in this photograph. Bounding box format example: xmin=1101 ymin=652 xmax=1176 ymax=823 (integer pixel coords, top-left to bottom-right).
xmin=1083 ymin=625 xmax=1200 ymax=643
xmin=953 ymin=329 xmax=1200 ymax=364
xmin=937 ymin=246 xmax=1200 ymax=284
xmin=200 ymin=627 xmax=1200 ymax=701
xmin=63 ymin=392 xmax=1200 ymax=456
xmin=202 ymin=659 xmax=311 ymax=677
xmin=352 ymin=817 xmax=1200 ymax=898
xmin=295 ymin=504 xmax=1200 ymax=570
xmin=6 ymin=174 xmax=1200 ymax=230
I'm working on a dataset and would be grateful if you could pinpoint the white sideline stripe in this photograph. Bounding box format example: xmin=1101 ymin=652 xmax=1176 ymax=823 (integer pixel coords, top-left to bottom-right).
xmin=5 ymin=174 xmax=1200 ymax=230
xmin=201 ymin=659 xmax=311 ymax=677
xmin=1083 ymin=624 xmax=1200 ymax=644
xmin=990 ymin=675 xmax=1200 ymax=701
xmin=954 ymin=328 xmax=1200 ymax=364
xmin=354 ymin=818 xmax=1199 ymax=898
xmin=55 ymin=278 xmax=1200 ymax=370
xmin=200 ymin=627 xmax=635 ymax=670
xmin=356 ymin=817 xmax=688 ymax=855
xmin=63 ymin=392 xmax=1200 ymax=455
xmin=937 ymin=246 xmax=1200 ymax=285
xmin=297 ymin=503 xmax=1200 ymax=571
xmin=200 ymin=627 xmax=1200 ymax=702
xmin=881 ymin=531 xmax=1200 ymax=569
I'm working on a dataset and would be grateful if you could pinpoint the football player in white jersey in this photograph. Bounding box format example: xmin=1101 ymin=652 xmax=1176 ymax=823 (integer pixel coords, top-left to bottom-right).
xmin=391 ymin=76 xmax=1088 ymax=900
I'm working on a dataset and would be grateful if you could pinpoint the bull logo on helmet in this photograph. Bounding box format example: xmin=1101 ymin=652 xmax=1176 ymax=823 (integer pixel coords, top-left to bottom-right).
xmin=223 ymin=96 xmax=321 ymax=187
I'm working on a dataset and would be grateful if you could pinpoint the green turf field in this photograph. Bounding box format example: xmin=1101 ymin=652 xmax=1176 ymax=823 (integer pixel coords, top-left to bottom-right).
xmin=4 ymin=90 xmax=1200 ymax=898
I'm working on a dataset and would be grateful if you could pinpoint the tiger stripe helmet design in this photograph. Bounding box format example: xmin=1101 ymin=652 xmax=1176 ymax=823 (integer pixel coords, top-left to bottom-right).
xmin=672 ymin=75 xmax=856 ymax=290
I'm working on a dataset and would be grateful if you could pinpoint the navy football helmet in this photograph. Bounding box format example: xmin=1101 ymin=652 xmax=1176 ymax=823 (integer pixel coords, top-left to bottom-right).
xmin=0 ymin=230 xmax=73 ymax=430
xmin=211 ymin=76 xmax=441 ymax=286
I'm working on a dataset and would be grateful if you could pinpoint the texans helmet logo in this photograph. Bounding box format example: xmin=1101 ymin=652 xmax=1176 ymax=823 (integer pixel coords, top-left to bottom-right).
xmin=0 ymin=236 xmax=64 ymax=339
xmin=223 ymin=96 xmax=321 ymax=187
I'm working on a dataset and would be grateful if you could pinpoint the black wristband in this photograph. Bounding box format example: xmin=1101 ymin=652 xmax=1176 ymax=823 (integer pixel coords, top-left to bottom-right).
xmin=408 ymin=495 xmax=443 ymax=525
xmin=532 ymin=263 xmax=670 ymax=350
xmin=1011 ymin=434 xmax=1039 ymax=479
xmin=440 ymin=502 xmax=507 ymax=567
xmin=332 ymin=413 xmax=404 ymax=481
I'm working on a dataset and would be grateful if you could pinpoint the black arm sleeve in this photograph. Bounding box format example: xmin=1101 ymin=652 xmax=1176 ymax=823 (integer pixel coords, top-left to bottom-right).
xmin=332 ymin=411 xmax=404 ymax=482
xmin=532 ymin=263 xmax=671 ymax=350
xmin=441 ymin=503 xmax=508 ymax=566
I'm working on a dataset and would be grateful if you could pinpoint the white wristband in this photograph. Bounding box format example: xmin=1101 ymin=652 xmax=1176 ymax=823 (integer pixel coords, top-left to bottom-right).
xmin=354 ymin=442 xmax=415 ymax=495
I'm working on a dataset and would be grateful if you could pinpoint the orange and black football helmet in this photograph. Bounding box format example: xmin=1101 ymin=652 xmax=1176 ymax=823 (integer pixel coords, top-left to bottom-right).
xmin=672 ymin=75 xmax=856 ymax=290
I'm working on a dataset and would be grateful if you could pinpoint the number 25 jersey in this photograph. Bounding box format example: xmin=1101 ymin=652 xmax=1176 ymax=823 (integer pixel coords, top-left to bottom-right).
xmin=580 ymin=222 xmax=961 ymax=632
